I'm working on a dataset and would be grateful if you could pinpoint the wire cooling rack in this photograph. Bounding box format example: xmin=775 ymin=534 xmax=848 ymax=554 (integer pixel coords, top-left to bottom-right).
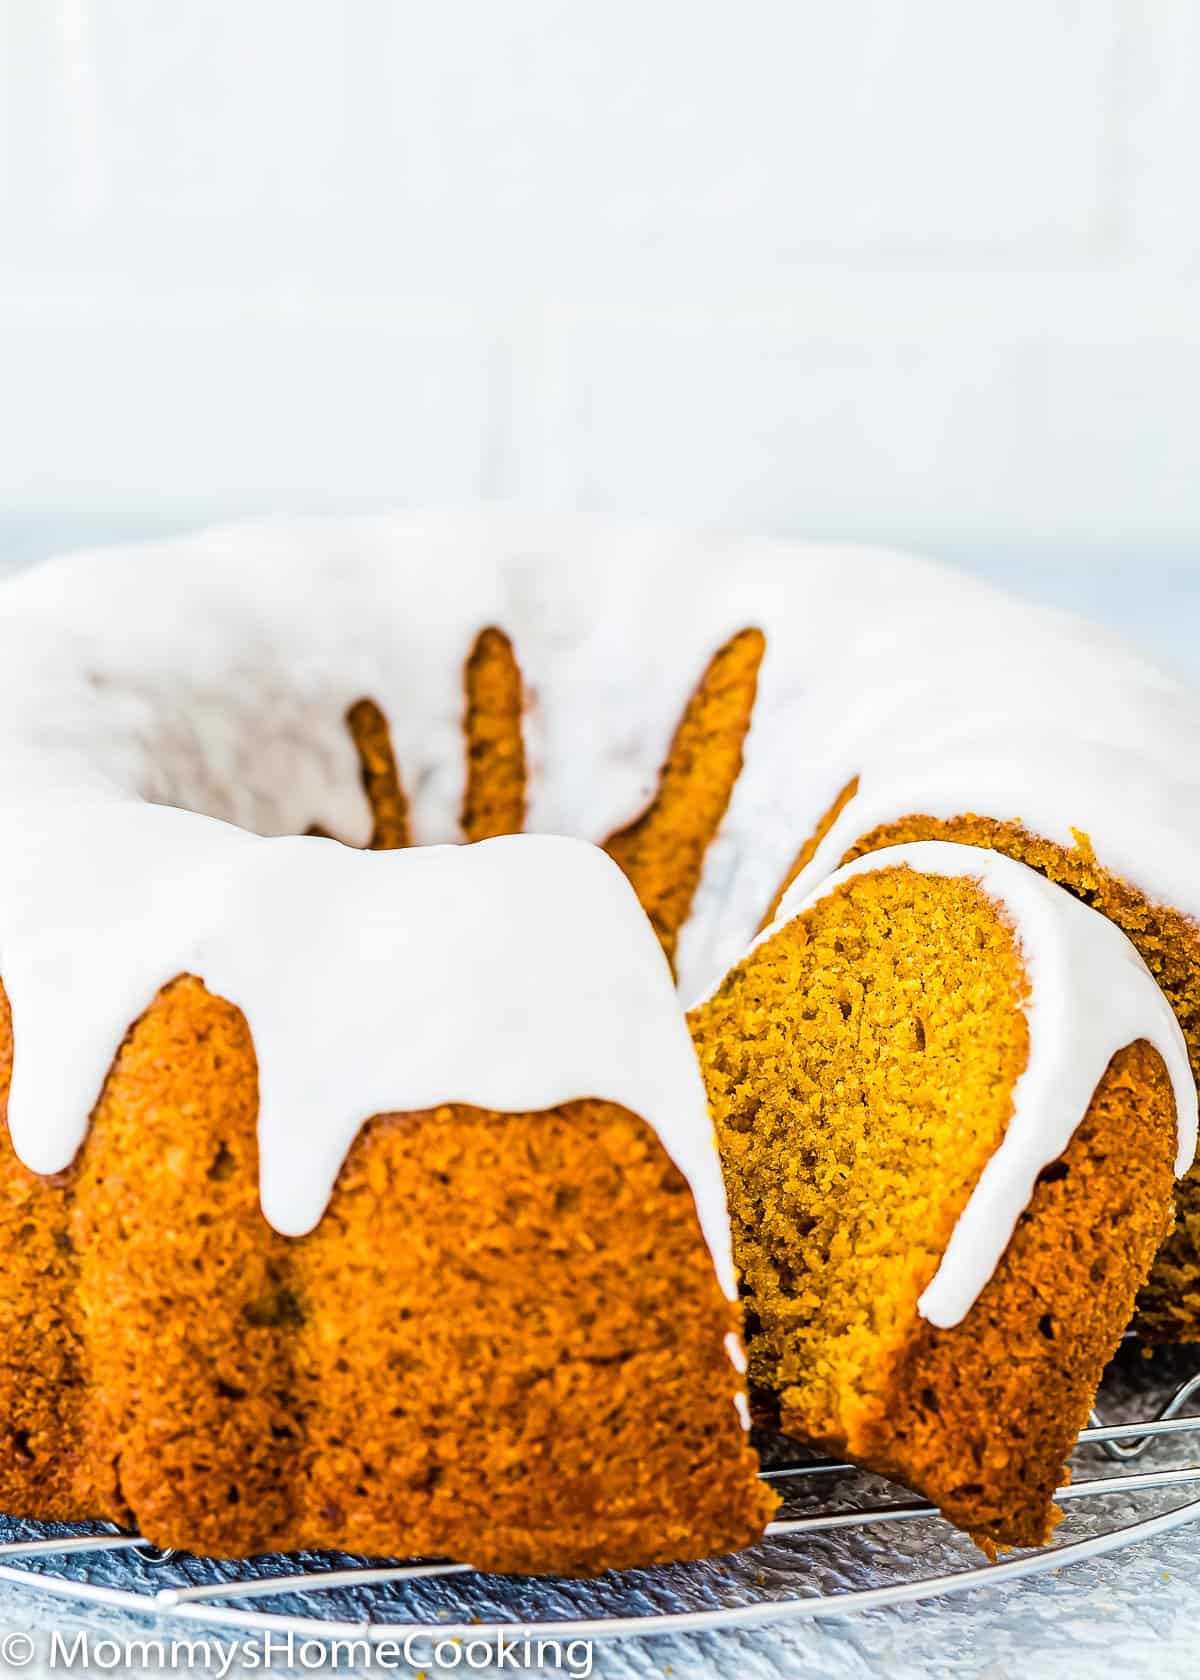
xmin=0 ymin=1342 xmax=1197 ymax=1645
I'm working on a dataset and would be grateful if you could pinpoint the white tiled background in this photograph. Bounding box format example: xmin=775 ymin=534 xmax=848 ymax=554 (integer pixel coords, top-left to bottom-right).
xmin=1 ymin=0 xmax=1199 ymax=657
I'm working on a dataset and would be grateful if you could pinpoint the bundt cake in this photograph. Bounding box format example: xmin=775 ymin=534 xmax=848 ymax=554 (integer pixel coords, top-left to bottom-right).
xmin=689 ymin=842 xmax=1193 ymax=1550
xmin=0 ymin=508 xmax=1197 ymax=1565
xmin=0 ymin=832 xmax=772 ymax=1570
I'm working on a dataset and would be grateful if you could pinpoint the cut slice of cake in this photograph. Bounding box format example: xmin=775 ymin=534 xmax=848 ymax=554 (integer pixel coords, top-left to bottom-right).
xmin=770 ymin=798 xmax=1200 ymax=1347
xmin=688 ymin=842 xmax=1195 ymax=1552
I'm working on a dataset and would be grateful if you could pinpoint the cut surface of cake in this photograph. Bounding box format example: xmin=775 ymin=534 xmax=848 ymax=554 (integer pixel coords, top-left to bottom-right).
xmin=772 ymin=807 xmax=1200 ymax=1342
xmin=689 ymin=843 xmax=1193 ymax=1550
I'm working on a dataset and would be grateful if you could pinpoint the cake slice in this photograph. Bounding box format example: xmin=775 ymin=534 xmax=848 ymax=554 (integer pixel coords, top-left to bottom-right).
xmin=688 ymin=842 xmax=1194 ymax=1551
xmin=771 ymin=798 xmax=1200 ymax=1346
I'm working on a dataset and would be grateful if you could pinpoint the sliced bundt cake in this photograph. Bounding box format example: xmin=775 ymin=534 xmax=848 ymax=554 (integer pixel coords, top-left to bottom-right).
xmin=2 ymin=511 xmax=1199 ymax=1568
xmin=689 ymin=843 xmax=1194 ymax=1551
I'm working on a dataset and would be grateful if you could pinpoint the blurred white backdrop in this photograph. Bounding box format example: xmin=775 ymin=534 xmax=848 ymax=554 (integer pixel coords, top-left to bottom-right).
xmin=1 ymin=1 xmax=1198 ymax=669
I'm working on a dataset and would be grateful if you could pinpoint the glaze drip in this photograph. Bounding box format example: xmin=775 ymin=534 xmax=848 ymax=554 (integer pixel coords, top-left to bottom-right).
xmin=2 ymin=511 xmax=1199 ymax=1314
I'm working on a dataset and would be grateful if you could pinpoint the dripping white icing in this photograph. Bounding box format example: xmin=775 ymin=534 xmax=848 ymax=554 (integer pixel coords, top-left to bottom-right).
xmin=1 ymin=509 xmax=1199 ymax=1316
xmin=723 ymin=1332 xmax=751 ymax=1430
xmin=762 ymin=842 xmax=1198 ymax=1329
xmin=0 ymin=818 xmax=737 ymax=1298
xmin=4 ymin=511 xmax=1200 ymax=1007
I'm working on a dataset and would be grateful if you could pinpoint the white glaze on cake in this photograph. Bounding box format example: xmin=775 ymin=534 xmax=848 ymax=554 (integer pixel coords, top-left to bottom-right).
xmin=1 ymin=510 xmax=1199 ymax=1322
xmin=7 ymin=511 xmax=1200 ymax=1004
xmin=0 ymin=815 xmax=736 ymax=1289
xmin=754 ymin=842 xmax=1198 ymax=1328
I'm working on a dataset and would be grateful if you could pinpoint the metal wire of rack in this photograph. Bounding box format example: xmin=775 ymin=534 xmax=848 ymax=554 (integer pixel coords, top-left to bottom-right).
xmin=0 ymin=1346 xmax=1198 ymax=1646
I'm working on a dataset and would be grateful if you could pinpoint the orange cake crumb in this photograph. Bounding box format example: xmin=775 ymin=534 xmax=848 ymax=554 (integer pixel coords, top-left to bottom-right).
xmin=782 ymin=809 xmax=1200 ymax=1341
xmin=691 ymin=863 xmax=1177 ymax=1548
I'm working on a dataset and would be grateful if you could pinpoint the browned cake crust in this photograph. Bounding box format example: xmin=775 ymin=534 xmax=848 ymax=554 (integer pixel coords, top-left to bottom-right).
xmin=326 ymin=630 xmax=529 ymax=850
xmin=343 ymin=627 xmax=764 ymax=970
xmin=779 ymin=806 xmax=1200 ymax=1341
xmin=0 ymin=978 xmax=772 ymax=1569
xmin=345 ymin=697 xmax=411 ymax=849
xmin=462 ymin=627 xmax=526 ymax=841
xmin=689 ymin=865 xmax=1177 ymax=1550
xmin=605 ymin=629 xmax=764 ymax=963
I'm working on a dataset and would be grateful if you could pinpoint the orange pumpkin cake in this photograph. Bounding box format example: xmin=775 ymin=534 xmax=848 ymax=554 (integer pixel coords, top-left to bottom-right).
xmin=0 ymin=510 xmax=1197 ymax=1564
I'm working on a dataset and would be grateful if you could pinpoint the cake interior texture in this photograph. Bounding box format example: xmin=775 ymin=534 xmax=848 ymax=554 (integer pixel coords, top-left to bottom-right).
xmin=689 ymin=864 xmax=1178 ymax=1550
xmin=796 ymin=807 xmax=1200 ymax=1342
